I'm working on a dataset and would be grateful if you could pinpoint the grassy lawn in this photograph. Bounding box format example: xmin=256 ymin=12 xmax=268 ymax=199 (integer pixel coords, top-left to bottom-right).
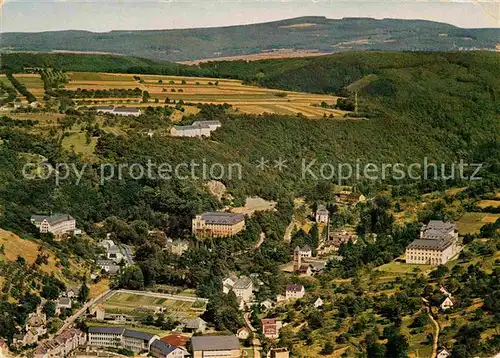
xmin=61 ymin=132 xmax=98 ymax=161
xmin=457 ymin=212 xmax=500 ymax=235
xmin=376 ymin=261 xmax=431 ymax=274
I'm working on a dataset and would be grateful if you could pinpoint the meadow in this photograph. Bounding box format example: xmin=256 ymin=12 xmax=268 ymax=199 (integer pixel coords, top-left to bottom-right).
xmin=457 ymin=212 xmax=500 ymax=235
xmin=65 ymin=72 xmax=348 ymax=118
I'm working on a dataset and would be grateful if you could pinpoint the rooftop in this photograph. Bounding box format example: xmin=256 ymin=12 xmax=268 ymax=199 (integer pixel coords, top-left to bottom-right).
xmin=31 ymin=213 xmax=75 ymax=227
xmin=123 ymin=329 xmax=156 ymax=341
xmin=407 ymin=236 xmax=454 ymax=250
xmin=233 ymin=276 xmax=252 ymax=289
xmin=151 ymin=340 xmax=177 ymax=355
xmin=199 ymin=212 xmax=245 ymax=225
xmin=88 ymin=326 xmax=125 ymax=335
xmin=161 ymin=334 xmax=189 ymax=347
xmin=191 ymin=335 xmax=239 ymax=352
xmin=286 ymin=284 xmax=304 ymax=292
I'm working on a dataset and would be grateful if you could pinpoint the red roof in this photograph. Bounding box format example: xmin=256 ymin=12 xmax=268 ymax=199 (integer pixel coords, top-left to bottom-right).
xmin=161 ymin=334 xmax=189 ymax=347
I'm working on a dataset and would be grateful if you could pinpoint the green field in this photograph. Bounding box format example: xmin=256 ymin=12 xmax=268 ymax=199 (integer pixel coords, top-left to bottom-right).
xmin=457 ymin=212 xmax=500 ymax=235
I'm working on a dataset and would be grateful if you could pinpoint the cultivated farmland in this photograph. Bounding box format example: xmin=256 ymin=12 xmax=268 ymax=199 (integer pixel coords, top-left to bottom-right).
xmin=13 ymin=74 xmax=45 ymax=100
xmin=101 ymin=291 xmax=207 ymax=321
xmin=66 ymin=72 xmax=349 ymax=118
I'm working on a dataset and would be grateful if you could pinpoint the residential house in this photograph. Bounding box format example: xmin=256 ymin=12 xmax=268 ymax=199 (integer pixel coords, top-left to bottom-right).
xmin=232 ymin=276 xmax=253 ymax=303
xmin=56 ymin=298 xmax=72 ymax=315
xmin=297 ymin=245 xmax=312 ymax=258
xmin=315 ymin=205 xmax=329 ymax=224
xmin=261 ymin=318 xmax=282 ymax=339
xmin=160 ymin=335 xmax=189 ymax=348
xmin=223 ymin=275 xmax=238 ymax=294
xmin=437 ymin=348 xmax=451 ymax=358
xmin=96 ymin=259 xmax=120 ymax=274
xmin=182 ymin=318 xmax=207 ymax=334
xmin=31 ymin=214 xmax=76 ymax=235
xmin=440 ymin=297 xmax=454 ymax=311
xmin=64 ymin=285 xmax=79 ymax=299
xmin=170 ymin=120 xmax=221 ymax=138
xmin=190 ymin=335 xmax=240 ymax=358
xmin=192 ymin=212 xmax=245 ymax=238
xmin=34 ymin=328 xmax=86 ymax=358
xmin=151 ymin=339 xmax=187 ymax=358
xmin=237 ymin=327 xmax=250 ymax=340
xmin=268 ymin=348 xmax=290 ymax=358
xmin=260 ymin=299 xmax=275 ymax=311
xmin=406 ymin=221 xmax=460 ymax=266
xmin=165 ymin=239 xmax=190 ymax=256
xmin=13 ymin=306 xmax=47 ymax=349
xmin=314 ymin=297 xmax=324 ymax=308
xmin=285 ymin=284 xmax=305 ymax=300
xmin=297 ymin=264 xmax=312 ymax=277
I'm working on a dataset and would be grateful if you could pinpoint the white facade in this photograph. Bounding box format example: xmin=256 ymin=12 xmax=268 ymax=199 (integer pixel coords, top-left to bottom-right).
xmin=170 ymin=121 xmax=221 ymax=138
xmin=31 ymin=214 xmax=76 ymax=235
xmin=285 ymin=285 xmax=305 ymax=300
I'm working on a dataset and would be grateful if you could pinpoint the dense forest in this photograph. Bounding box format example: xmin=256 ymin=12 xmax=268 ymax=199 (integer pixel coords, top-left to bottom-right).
xmin=2 ymin=16 xmax=499 ymax=61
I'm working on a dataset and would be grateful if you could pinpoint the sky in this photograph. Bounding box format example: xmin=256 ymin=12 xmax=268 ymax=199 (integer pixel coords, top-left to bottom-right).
xmin=1 ymin=0 xmax=499 ymax=33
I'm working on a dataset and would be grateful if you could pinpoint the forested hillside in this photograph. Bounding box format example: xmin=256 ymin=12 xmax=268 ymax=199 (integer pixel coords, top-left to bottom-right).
xmin=2 ymin=16 xmax=499 ymax=61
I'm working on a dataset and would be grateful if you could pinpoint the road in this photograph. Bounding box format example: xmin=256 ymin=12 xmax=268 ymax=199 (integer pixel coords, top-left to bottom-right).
xmin=423 ymin=300 xmax=439 ymax=358
xmin=120 ymin=244 xmax=134 ymax=266
xmin=56 ymin=289 xmax=112 ymax=335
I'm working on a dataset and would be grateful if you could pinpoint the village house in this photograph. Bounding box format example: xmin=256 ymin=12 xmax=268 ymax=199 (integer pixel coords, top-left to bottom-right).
xmin=440 ymin=297 xmax=454 ymax=311
xmin=261 ymin=318 xmax=283 ymax=339
xmin=31 ymin=214 xmax=76 ymax=235
xmin=315 ymin=205 xmax=329 ymax=224
xmin=12 ymin=306 xmax=47 ymax=349
xmin=34 ymin=328 xmax=86 ymax=358
xmin=314 ymin=297 xmax=324 ymax=308
xmin=182 ymin=318 xmax=207 ymax=334
xmin=160 ymin=334 xmax=189 ymax=349
xmin=237 ymin=327 xmax=250 ymax=340
xmin=64 ymin=285 xmax=79 ymax=299
xmin=150 ymin=339 xmax=188 ymax=358
xmin=94 ymin=105 xmax=142 ymax=117
xmin=231 ymin=276 xmax=254 ymax=303
xmin=89 ymin=305 xmax=106 ymax=321
xmin=190 ymin=335 xmax=240 ymax=358
xmin=285 ymin=284 xmax=305 ymax=300
xmin=335 ymin=191 xmax=366 ymax=204
xmin=297 ymin=264 xmax=313 ymax=277
xmin=96 ymin=259 xmax=121 ymax=274
xmin=56 ymin=297 xmax=72 ymax=315
xmin=268 ymin=348 xmax=290 ymax=358
xmin=192 ymin=212 xmax=245 ymax=238
xmin=406 ymin=220 xmax=460 ymax=266
xmin=437 ymin=348 xmax=451 ymax=358
xmin=170 ymin=120 xmax=221 ymax=138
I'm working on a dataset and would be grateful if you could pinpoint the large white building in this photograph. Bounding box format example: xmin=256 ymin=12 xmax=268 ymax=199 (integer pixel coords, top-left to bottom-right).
xmin=192 ymin=212 xmax=245 ymax=238
xmin=94 ymin=106 xmax=142 ymax=117
xmin=88 ymin=327 xmax=158 ymax=353
xmin=31 ymin=214 xmax=76 ymax=235
xmin=170 ymin=120 xmax=221 ymax=138
xmin=405 ymin=220 xmax=460 ymax=266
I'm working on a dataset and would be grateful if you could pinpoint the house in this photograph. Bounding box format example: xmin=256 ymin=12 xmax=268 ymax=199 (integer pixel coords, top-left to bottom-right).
xmin=261 ymin=318 xmax=282 ymax=339
xmin=56 ymin=297 xmax=72 ymax=314
xmin=223 ymin=275 xmax=238 ymax=294
xmin=298 ymin=264 xmax=312 ymax=277
xmin=170 ymin=120 xmax=221 ymax=138
xmin=190 ymin=335 xmax=240 ymax=358
xmin=96 ymin=259 xmax=121 ymax=274
xmin=13 ymin=306 xmax=47 ymax=348
xmin=293 ymin=245 xmax=313 ymax=272
xmin=34 ymin=328 xmax=86 ymax=358
xmin=151 ymin=339 xmax=188 ymax=358
xmin=437 ymin=348 xmax=451 ymax=358
xmin=165 ymin=239 xmax=190 ymax=256
xmin=268 ymin=347 xmax=290 ymax=358
xmin=315 ymin=205 xmax=329 ymax=224
xmin=192 ymin=212 xmax=245 ymax=238
xmin=64 ymin=285 xmax=79 ymax=299
xmin=90 ymin=305 xmax=106 ymax=321
xmin=314 ymin=297 xmax=324 ymax=308
xmin=297 ymin=245 xmax=312 ymax=258
xmin=88 ymin=327 xmax=159 ymax=353
xmin=182 ymin=318 xmax=207 ymax=333
xmin=232 ymin=276 xmax=253 ymax=302
xmin=440 ymin=297 xmax=454 ymax=311
xmin=237 ymin=327 xmax=250 ymax=340
xmin=94 ymin=105 xmax=142 ymax=117
xmin=31 ymin=214 xmax=76 ymax=235
xmin=285 ymin=284 xmax=305 ymax=300
xmin=260 ymin=299 xmax=275 ymax=311
xmin=406 ymin=221 xmax=460 ymax=266
xmin=0 ymin=338 xmax=8 ymax=358
xmin=160 ymin=334 xmax=189 ymax=348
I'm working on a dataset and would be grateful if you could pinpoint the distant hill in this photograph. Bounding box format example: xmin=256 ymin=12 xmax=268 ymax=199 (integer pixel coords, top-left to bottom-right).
xmin=2 ymin=16 xmax=499 ymax=62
